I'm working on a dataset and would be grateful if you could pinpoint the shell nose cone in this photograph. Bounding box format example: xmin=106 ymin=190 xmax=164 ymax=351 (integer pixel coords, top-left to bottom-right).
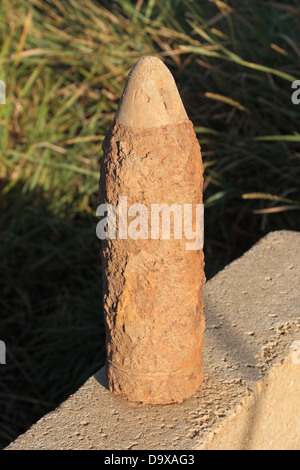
xmin=115 ymin=56 xmax=188 ymax=129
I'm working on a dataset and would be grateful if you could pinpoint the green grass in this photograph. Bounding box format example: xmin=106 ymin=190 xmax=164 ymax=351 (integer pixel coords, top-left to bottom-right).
xmin=0 ymin=0 xmax=300 ymax=448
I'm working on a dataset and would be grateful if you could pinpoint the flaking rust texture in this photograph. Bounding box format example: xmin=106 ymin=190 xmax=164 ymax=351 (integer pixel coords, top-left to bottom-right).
xmin=99 ymin=56 xmax=205 ymax=404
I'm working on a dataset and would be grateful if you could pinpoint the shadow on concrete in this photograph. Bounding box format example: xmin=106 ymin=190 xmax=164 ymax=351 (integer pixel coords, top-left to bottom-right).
xmin=94 ymin=366 xmax=109 ymax=390
xmin=203 ymin=288 xmax=262 ymax=383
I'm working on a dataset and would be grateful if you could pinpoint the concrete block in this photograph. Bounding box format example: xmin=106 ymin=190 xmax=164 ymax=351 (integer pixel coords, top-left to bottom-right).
xmin=6 ymin=230 xmax=300 ymax=450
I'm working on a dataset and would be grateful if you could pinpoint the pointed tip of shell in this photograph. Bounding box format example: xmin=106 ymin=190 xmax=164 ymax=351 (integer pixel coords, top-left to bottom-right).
xmin=115 ymin=56 xmax=188 ymax=129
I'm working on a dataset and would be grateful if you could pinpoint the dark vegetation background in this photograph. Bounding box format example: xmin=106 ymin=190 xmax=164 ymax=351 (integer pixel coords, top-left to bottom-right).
xmin=0 ymin=0 xmax=300 ymax=448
